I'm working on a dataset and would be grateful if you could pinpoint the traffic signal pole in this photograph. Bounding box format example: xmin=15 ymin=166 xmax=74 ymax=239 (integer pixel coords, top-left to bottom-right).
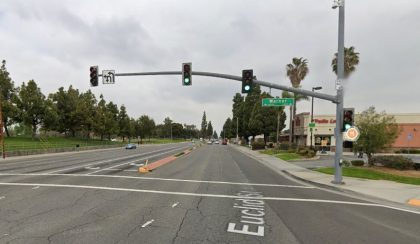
xmin=333 ymin=0 xmax=345 ymax=184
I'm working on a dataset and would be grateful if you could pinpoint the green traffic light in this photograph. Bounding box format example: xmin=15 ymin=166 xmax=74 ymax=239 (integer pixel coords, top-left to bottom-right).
xmin=244 ymin=85 xmax=250 ymax=91
xmin=344 ymin=124 xmax=351 ymax=130
xmin=184 ymin=78 xmax=190 ymax=84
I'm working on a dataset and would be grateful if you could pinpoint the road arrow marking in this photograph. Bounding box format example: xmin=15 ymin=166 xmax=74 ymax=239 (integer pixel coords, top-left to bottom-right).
xmin=171 ymin=202 xmax=179 ymax=208
xmin=141 ymin=219 xmax=154 ymax=228
xmin=32 ymin=186 xmax=40 ymax=190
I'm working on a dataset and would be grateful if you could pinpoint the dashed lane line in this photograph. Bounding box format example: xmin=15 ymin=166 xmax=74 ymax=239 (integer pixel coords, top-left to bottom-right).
xmin=86 ymin=145 xmax=191 ymax=175
xmin=172 ymin=202 xmax=179 ymax=208
xmin=0 ymin=182 xmax=419 ymax=215
xmin=46 ymin=146 xmax=181 ymax=174
xmin=0 ymin=173 xmax=315 ymax=189
xmin=141 ymin=219 xmax=154 ymax=228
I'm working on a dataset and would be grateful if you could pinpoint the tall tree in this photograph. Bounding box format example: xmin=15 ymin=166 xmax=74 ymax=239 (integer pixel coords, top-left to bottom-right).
xmin=332 ymin=46 xmax=360 ymax=78
xmin=138 ymin=115 xmax=155 ymax=141
xmin=93 ymin=95 xmax=107 ymax=140
xmin=354 ymin=107 xmax=400 ymax=165
xmin=104 ymin=102 xmax=119 ymax=140
xmin=118 ymin=105 xmax=130 ymax=141
xmin=0 ymin=60 xmax=19 ymax=136
xmin=207 ymin=121 xmax=213 ymax=139
xmin=232 ymin=93 xmax=244 ymax=138
xmin=249 ymin=92 xmax=286 ymax=143
xmin=75 ymin=90 xmax=97 ymax=138
xmin=41 ymin=98 xmax=59 ymax=134
xmin=15 ymin=80 xmax=47 ymax=138
xmin=286 ymin=57 xmax=309 ymax=143
xmin=222 ymin=118 xmax=235 ymax=139
xmin=213 ymin=131 xmax=218 ymax=139
xmin=242 ymin=85 xmax=261 ymax=141
xmin=50 ymin=86 xmax=80 ymax=136
xmin=163 ymin=117 xmax=173 ymax=138
xmin=200 ymin=111 xmax=207 ymax=138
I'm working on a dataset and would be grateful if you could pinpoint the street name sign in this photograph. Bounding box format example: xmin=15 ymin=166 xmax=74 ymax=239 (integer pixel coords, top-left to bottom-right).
xmin=102 ymin=70 xmax=115 ymax=84
xmin=343 ymin=126 xmax=360 ymax=142
xmin=308 ymin=122 xmax=316 ymax=128
xmin=261 ymin=98 xmax=294 ymax=107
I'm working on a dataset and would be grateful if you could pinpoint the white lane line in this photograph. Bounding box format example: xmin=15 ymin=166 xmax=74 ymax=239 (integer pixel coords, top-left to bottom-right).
xmin=32 ymin=186 xmax=40 ymax=190
xmin=141 ymin=219 xmax=154 ymax=228
xmin=86 ymin=145 xmax=190 ymax=175
xmin=0 ymin=182 xmax=419 ymax=215
xmin=172 ymin=202 xmax=179 ymax=208
xmin=98 ymin=169 xmax=139 ymax=172
xmin=85 ymin=167 xmax=100 ymax=170
xmin=0 ymin=173 xmax=314 ymax=189
xmin=129 ymin=163 xmax=144 ymax=167
xmin=46 ymin=146 xmax=180 ymax=174
xmin=0 ymin=196 xmax=5 ymax=200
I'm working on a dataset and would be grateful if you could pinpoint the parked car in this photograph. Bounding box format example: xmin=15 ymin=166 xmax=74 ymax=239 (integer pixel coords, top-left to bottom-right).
xmin=125 ymin=143 xmax=137 ymax=149
xmin=222 ymin=139 xmax=228 ymax=145
xmin=207 ymin=140 xmax=212 ymax=145
xmin=214 ymin=140 xmax=219 ymax=144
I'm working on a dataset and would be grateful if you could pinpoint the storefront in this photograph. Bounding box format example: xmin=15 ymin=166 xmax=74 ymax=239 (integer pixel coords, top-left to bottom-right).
xmin=292 ymin=112 xmax=420 ymax=151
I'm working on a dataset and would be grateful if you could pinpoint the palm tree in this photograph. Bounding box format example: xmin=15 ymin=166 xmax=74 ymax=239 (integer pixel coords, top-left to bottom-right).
xmin=331 ymin=46 xmax=360 ymax=78
xmin=285 ymin=57 xmax=309 ymax=143
xmin=282 ymin=90 xmax=309 ymax=144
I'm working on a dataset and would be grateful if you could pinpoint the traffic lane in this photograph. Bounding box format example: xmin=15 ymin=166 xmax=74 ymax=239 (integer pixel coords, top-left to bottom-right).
xmin=0 ymin=143 xmax=190 ymax=174
xmin=265 ymin=201 xmax=420 ymax=244
xmin=0 ymin=142 xmax=190 ymax=173
xmin=0 ymin=177 xmax=295 ymax=243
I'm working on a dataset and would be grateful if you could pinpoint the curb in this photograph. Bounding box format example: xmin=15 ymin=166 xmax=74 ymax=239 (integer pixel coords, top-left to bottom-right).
xmin=138 ymin=147 xmax=196 ymax=173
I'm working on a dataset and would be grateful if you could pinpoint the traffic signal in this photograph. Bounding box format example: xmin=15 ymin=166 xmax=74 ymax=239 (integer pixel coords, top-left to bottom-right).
xmin=342 ymin=108 xmax=354 ymax=132
xmin=90 ymin=66 xmax=98 ymax=87
xmin=182 ymin=63 xmax=192 ymax=86
xmin=242 ymin=69 xmax=253 ymax=93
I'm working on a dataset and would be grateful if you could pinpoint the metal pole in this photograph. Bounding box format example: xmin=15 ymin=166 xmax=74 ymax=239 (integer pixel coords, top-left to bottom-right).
xmin=236 ymin=117 xmax=239 ymax=142
xmin=170 ymin=123 xmax=173 ymax=142
xmin=0 ymin=98 xmax=5 ymax=159
xmin=311 ymin=88 xmax=314 ymax=149
xmin=333 ymin=0 xmax=345 ymax=184
xmin=276 ymin=109 xmax=280 ymax=145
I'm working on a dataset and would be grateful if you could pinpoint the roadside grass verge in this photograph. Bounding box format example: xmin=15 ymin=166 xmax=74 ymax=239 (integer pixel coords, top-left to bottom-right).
xmin=3 ymin=137 xmax=123 ymax=152
xmin=315 ymin=167 xmax=420 ymax=185
xmin=260 ymin=149 xmax=303 ymax=161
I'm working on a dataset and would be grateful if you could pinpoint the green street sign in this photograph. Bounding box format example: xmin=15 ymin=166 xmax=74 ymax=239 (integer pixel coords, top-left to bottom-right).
xmin=262 ymin=98 xmax=294 ymax=107
xmin=309 ymin=122 xmax=316 ymax=128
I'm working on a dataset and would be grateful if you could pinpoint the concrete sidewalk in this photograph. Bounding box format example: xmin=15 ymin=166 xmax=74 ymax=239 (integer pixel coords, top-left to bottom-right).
xmin=233 ymin=145 xmax=420 ymax=209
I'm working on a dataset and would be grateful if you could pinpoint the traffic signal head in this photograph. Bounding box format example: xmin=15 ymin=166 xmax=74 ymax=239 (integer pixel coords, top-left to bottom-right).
xmin=182 ymin=63 xmax=192 ymax=86
xmin=90 ymin=66 xmax=98 ymax=87
xmin=242 ymin=69 xmax=253 ymax=93
xmin=342 ymin=108 xmax=354 ymax=131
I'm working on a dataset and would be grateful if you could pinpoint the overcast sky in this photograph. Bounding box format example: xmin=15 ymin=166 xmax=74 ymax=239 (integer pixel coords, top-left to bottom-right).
xmin=1 ymin=0 xmax=420 ymax=133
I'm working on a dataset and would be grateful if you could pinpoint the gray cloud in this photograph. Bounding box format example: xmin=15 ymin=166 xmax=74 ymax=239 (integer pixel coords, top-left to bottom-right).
xmin=1 ymin=0 xmax=420 ymax=133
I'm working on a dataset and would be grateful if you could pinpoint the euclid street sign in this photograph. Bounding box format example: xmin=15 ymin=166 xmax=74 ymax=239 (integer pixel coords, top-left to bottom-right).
xmin=261 ymin=98 xmax=294 ymax=107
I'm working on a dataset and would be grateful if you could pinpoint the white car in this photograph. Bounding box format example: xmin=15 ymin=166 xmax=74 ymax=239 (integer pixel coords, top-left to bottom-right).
xmin=207 ymin=140 xmax=212 ymax=145
xmin=214 ymin=140 xmax=219 ymax=144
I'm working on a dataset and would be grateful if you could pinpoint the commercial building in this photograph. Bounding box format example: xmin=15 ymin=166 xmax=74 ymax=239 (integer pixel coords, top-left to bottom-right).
xmin=291 ymin=112 xmax=420 ymax=151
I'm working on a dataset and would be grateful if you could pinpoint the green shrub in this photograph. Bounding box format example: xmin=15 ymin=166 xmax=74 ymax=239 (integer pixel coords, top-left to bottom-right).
xmin=351 ymin=160 xmax=365 ymax=167
xmin=370 ymin=156 xmax=414 ymax=170
xmin=251 ymin=141 xmax=266 ymax=150
xmin=307 ymin=150 xmax=316 ymax=158
xmin=414 ymin=163 xmax=420 ymax=171
xmin=342 ymin=160 xmax=351 ymax=167
xmin=278 ymin=143 xmax=289 ymax=150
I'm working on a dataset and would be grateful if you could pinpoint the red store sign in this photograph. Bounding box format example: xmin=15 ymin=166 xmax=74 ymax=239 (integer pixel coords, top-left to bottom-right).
xmin=314 ymin=119 xmax=336 ymax=124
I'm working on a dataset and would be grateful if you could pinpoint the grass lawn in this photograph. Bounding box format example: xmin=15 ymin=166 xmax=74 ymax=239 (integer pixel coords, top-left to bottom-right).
xmin=315 ymin=167 xmax=420 ymax=185
xmin=3 ymin=137 xmax=123 ymax=151
xmin=260 ymin=149 xmax=302 ymax=161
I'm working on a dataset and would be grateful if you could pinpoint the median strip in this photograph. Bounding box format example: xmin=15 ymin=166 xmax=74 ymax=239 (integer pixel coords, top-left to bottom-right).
xmin=139 ymin=148 xmax=193 ymax=173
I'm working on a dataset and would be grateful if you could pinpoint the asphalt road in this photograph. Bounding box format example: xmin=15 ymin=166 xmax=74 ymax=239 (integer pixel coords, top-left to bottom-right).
xmin=0 ymin=143 xmax=419 ymax=244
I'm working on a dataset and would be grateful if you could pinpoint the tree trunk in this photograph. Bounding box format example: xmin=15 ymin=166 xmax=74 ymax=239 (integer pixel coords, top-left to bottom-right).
xmin=32 ymin=122 xmax=37 ymax=139
xmin=4 ymin=125 xmax=10 ymax=137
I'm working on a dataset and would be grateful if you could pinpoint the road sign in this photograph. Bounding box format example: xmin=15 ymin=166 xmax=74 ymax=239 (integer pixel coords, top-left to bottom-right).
xmin=102 ymin=70 xmax=115 ymax=84
xmin=309 ymin=122 xmax=316 ymax=128
xmin=262 ymin=98 xmax=294 ymax=107
xmin=343 ymin=126 xmax=360 ymax=142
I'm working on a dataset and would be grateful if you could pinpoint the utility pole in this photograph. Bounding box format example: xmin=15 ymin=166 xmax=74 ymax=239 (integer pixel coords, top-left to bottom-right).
xmin=332 ymin=0 xmax=345 ymax=184
xmin=236 ymin=117 xmax=239 ymax=143
xmin=276 ymin=108 xmax=280 ymax=145
xmin=0 ymin=98 xmax=5 ymax=159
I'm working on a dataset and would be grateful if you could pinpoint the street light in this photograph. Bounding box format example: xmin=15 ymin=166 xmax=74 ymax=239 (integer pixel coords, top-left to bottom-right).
xmin=310 ymin=86 xmax=323 ymax=149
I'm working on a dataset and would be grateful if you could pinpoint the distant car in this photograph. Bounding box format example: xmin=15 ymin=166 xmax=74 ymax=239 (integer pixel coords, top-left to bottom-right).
xmin=214 ymin=140 xmax=219 ymax=144
xmin=125 ymin=143 xmax=137 ymax=149
xmin=207 ymin=140 xmax=212 ymax=145
xmin=222 ymin=139 xmax=228 ymax=145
